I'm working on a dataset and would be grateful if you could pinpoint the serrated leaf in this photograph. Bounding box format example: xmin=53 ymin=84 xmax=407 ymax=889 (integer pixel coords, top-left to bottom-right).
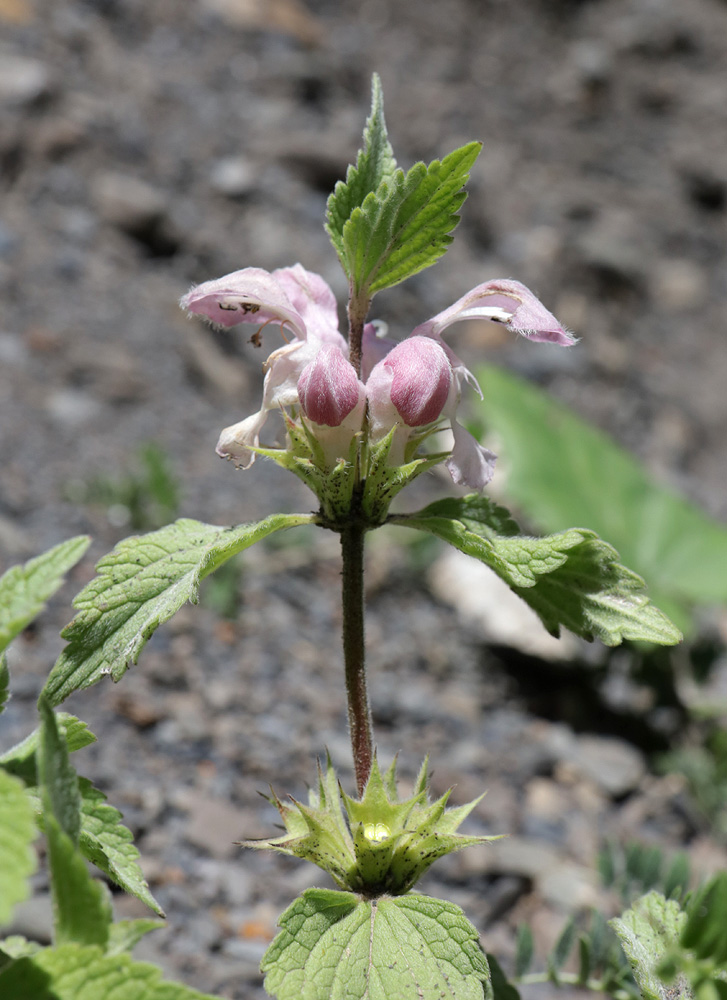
xmin=326 ymin=73 xmax=397 ymax=266
xmin=390 ymin=496 xmax=682 ymax=646
xmin=0 ymin=943 xmax=222 ymax=999
xmin=37 ymin=698 xmax=111 ymax=948
xmin=262 ymin=888 xmax=489 ymax=1000
xmin=0 ymin=769 xmax=37 ymax=925
xmin=77 ymin=778 xmax=164 ymax=916
xmin=611 ymin=891 xmax=689 ymax=1000
xmin=343 ymin=141 xmax=481 ymax=297
xmin=0 ymin=536 xmax=90 ymax=655
xmin=476 ymin=364 xmax=727 ymax=629
xmin=43 ymin=513 xmax=312 ymax=706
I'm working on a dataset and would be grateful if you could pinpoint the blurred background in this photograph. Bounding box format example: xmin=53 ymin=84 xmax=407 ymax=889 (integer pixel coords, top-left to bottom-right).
xmin=2 ymin=0 xmax=727 ymax=997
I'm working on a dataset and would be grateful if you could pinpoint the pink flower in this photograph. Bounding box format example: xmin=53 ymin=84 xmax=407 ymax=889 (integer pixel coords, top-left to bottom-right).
xmin=182 ymin=264 xmax=572 ymax=490
xmin=181 ymin=264 xmax=347 ymax=467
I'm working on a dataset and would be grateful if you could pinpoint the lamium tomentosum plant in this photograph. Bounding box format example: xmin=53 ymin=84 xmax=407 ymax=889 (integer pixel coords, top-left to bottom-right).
xmin=0 ymin=76 xmax=696 ymax=1000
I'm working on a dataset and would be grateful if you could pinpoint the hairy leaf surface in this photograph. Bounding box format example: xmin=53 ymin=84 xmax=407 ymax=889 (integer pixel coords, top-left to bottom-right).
xmin=43 ymin=514 xmax=312 ymax=705
xmin=262 ymin=888 xmax=489 ymax=999
xmin=343 ymin=142 xmax=481 ymax=297
xmin=391 ymin=496 xmax=682 ymax=646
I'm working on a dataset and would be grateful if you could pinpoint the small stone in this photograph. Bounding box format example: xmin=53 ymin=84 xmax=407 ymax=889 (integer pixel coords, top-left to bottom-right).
xmin=209 ymin=156 xmax=257 ymax=198
xmin=569 ymin=735 xmax=646 ymax=797
xmin=182 ymin=792 xmax=244 ymax=859
xmin=651 ymin=259 xmax=709 ymax=311
xmin=540 ymin=861 xmax=600 ymax=909
xmin=92 ymin=172 xmax=167 ymax=235
xmin=482 ymin=835 xmax=563 ymax=879
xmin=428 ymin=549 xmax=578 ymax=660
xmin=0 ymin=55 xmax=51 ymax=106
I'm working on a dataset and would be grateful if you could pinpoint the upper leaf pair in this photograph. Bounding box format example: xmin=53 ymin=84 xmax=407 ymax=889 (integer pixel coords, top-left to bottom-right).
xmin=325 ymin=74 xmax=480 ymax=299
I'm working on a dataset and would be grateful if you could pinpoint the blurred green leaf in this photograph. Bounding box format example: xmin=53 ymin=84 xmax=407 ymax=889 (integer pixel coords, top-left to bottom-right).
xmin=515 ymin=924 xmax=534 ymax=978
xmin=37 ymin=698 xmax=111 ymax=948
xmin=475 ymin=364 xmax=727 ymax=630
xmin=0 ymin=943 xmax=222 ymax=999
xmin=611 ymin=891 xmax=688 ymax=1000
xmin=0 ymin=537 xmax=90 ymax=656
xmin=0 ymin=770 xmax=37 ymax=926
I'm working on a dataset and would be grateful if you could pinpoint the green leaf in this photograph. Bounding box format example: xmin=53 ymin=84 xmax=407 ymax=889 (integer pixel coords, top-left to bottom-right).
xmin=0 ymin=536 xmax=90 ymax=655
xmin=0 ymin=943 xmax=222 ymax=999
xmin=0 ymin=769 xmax=37 ymax=925
xmin=326 ymin=73 xmax=398 ymax=267
xmin=476 ymin=364 xmax=727 ymax=628
xmin=611 ymin=891 xmax=689 ymax=1000
xmin=42 ymin=514 xmax=312 ymax=706
xmin=0 ymin=654 xmax=8 ymax=714
xmin=486 ymin=953 xmax=521 ymax=1000
xmin=514 ymin=924 xmax=533 ymax=977
xmin=37 ymin=698 xmax=81 ymax=845
xmin=343 ymin=141 xmax=481 ymax=297
xmin=682 ymin=872 xmax=727 ymax=964
xmin=390 ymin=496 xmax=682 ymax=646
xmin=1 ymin=714 xmax=97 ymax=785
xmin=551 ymin=917 xmax=577 ymax=972
xmin=262 ymin=888 xmax=489 ymax=1000
xmin=37 ymin=698 xmax=112 ymax=948
xmin=77 ymin=778 xmax=164 ymax=916
xmin=105 ymin=919 xmax=165 ymax=957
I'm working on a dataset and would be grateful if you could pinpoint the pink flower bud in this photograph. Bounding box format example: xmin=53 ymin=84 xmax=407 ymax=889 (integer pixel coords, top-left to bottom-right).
xmin=384 ymin=336 xmax=452 ymax=427
xmin=297 ymin=345 xmax=362 ymax=427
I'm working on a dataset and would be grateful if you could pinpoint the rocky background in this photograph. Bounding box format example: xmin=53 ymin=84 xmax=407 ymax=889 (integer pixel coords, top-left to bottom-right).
xmin=2 ymin=0 xmax=727 ymax=997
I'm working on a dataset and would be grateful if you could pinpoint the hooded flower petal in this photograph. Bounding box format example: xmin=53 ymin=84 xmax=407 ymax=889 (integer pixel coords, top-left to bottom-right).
xmin=180 ymin=267 xmax=307 ymax=337
xmin=412 ymin=278 xmax=576 ymax=346
xmin=272 ymin=264 xmax=345 ymax=349
xmin=445 ymin=420 xmax=497 ymax=491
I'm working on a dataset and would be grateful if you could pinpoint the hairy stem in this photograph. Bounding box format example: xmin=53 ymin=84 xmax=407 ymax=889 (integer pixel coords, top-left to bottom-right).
xmin=347 ymin=290 xmax=371 ymax=379
xmin=340 ymin=519 xmax=373 ymax=796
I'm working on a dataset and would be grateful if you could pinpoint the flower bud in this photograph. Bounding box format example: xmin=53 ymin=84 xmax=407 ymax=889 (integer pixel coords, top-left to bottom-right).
xmin=381 ymin=336 xmax=453 ymax=427
xmin=297 ymin=345 xmax=362 ymax=427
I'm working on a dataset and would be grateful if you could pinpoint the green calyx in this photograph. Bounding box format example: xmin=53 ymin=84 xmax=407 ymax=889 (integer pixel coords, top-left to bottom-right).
xmin=241 ymin=755 xmax=501 ymax=897
xmin=251 ymin=417 xmax=449 ymax=532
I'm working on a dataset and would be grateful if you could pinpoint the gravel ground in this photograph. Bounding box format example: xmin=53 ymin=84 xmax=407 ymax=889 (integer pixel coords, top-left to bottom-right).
xmin=2 ymin=0 xmax=727 ymax=997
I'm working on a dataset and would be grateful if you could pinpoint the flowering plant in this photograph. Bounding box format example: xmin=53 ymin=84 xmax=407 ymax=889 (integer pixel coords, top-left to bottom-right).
xmin=1 ymin=76 xmax=684 ymax=1000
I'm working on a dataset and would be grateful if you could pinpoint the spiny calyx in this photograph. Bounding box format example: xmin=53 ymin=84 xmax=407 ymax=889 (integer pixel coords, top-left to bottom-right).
xmin=240 ymin=754 xmax=501 ymax=897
